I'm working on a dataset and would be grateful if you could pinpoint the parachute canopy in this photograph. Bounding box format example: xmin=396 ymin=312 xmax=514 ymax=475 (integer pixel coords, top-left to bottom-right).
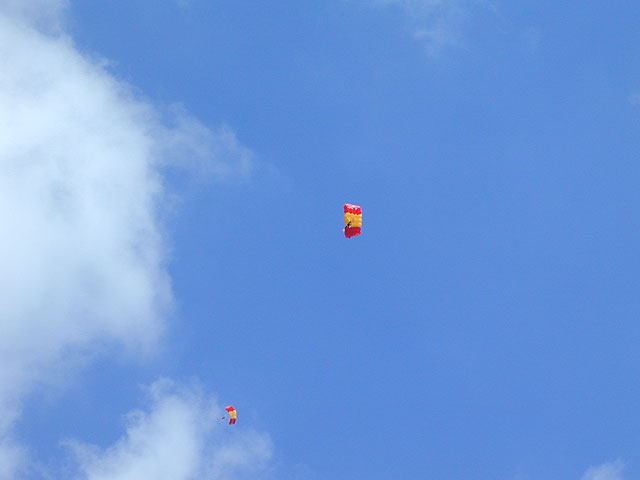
xmin=344 ymin=204 xmax=362 ymax=238
xmin=225 ymin=405 xmax=237 ymax=425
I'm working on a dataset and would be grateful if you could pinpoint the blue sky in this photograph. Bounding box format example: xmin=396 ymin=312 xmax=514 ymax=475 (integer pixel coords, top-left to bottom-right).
xmin=1 ymin=1 xmax=640 ymax=479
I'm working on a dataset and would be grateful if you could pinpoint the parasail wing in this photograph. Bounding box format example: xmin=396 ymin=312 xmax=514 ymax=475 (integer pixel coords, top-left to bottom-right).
xmin=225 ymin=405 xmax=237 ymax=425
xmin=343 ymin=204 xmax=362 ymax=238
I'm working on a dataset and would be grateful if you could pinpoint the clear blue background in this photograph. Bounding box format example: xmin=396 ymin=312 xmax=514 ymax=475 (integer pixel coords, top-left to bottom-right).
xmin=24 ymin=2 xmax=640 ymax=478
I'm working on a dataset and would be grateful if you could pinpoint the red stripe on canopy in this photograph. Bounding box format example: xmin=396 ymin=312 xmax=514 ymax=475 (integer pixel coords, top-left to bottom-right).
xmin=344 ymin=226 xmax=361 ymax=238
xmin=344 ymin=204 xmax=362 ymax=215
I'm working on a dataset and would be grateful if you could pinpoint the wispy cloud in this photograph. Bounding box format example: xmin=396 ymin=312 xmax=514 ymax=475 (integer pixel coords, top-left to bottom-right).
xmin=370 ymin=0 xmax=517 ymax=56
xmin=0 ymin=0 xmax=68 ymax=32
xmin=0 ymin=0 xmax=260 ymax=477
xmin=581 ymin=460 xmax=625 ymax=480
xmin=173 ymin=0 xmax=194 ymax=9
xmin=67 ymin=380 xmax=273 ymax=480
xmin=371 ymin=0 xmax=471 ymax=55
xmin=159 ymin=106 xmax=255 ymax=183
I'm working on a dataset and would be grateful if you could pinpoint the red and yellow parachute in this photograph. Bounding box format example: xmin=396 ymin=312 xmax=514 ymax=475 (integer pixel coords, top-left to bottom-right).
xmin=344 ymin=204 xmax=362 ymax=238
xmin=225 ymin=405 xmax=237 ymax=425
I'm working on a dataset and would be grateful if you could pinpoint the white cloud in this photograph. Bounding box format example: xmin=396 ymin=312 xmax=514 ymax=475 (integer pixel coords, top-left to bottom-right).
xmin=68 ymin=380 xmax=273 ymax=480
xmin=581 ymin=460 xmax=625 ymax=480
xmin=0 ymin=0 xmax=258 ymax=476
xmin=0 ymin=4 xmax=170 ymax=401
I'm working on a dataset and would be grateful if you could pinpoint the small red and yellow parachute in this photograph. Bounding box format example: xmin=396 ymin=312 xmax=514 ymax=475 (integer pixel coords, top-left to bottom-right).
xmin=225 ymin=405 xmax=237 ymax=425
xmin=344 ymin=204 xmax=362 ymax=238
